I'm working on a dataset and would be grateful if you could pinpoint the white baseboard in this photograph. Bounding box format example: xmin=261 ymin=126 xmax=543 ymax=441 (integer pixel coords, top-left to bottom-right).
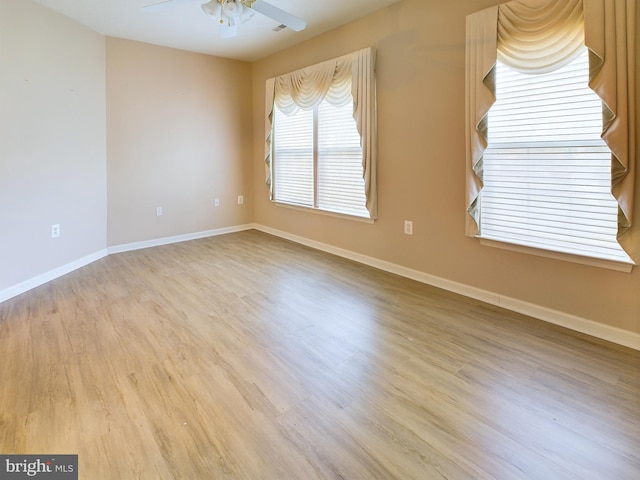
xmin=3 ymin=224 xmax=638 ymax=351
xmin=0 ymin=249 xmax=109 ymax=304
xmin=0 ymin=225 xmax=255 ymax=305
xmin=253 ymin=224 xmax=640 ymax=351
xmin=107 ymin=224 xmax=255 ymax=254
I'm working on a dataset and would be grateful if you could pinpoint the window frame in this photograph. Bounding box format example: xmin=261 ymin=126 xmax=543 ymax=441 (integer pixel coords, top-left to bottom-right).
xmin=265 ymin=47 xmax=378 ymax=221
xmin=464 ymin=0 xmax=637 ymax=270
xmin=478 ymin=49 xmax=633 ymax=269
xmin=271 ymin=98 xmax=370 ymax=219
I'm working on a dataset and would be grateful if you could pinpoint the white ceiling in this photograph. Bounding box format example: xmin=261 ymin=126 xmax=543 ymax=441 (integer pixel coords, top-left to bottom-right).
xmin=33 ymin=0 xmax=402 ymax=62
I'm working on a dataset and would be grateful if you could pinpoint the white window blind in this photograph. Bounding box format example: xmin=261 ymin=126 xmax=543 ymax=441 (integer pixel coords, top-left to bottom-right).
xmin=317 ymin=101 xmax=368 ymax=216
xmin=273 ymin=107 xmax=314 ymax=207
xmin=481 ymin=48 xmax=632 ymax=263
xmin=273 ymin=99 xmax=369 ymax=218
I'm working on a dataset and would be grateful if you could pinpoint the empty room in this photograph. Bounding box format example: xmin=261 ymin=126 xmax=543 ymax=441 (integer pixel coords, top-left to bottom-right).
xmin=1 ymin=0 xmax=638 ymax=478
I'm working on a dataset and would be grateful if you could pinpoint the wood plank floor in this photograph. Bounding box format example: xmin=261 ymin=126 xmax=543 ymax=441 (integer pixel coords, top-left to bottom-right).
xmin=1 ymin=229 xmax=638 ymax=479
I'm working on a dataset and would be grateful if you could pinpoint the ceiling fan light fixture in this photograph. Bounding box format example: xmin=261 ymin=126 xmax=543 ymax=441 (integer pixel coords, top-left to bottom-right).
xmin=239 ymin=7 xmax=255 ymax=23
xmin=200 ymin=0 xmax=220 ymax=17
xmin=201 ymin=0 xmax=255 ymax=37
xmin=219 ymin=23 xmax=238 ymax=38
xmin=222 ymin=1 xmax=239 ymax=17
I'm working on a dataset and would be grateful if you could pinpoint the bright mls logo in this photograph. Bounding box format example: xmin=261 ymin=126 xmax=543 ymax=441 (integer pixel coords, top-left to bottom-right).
xmin=0 ymin=455 xmax=77 ymax=480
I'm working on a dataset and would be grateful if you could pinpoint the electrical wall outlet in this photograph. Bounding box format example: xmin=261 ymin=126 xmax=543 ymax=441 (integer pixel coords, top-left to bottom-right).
xmin=237 ymin=195 xmax=244 ymax=205
xmin=51 ymin=224 xmax=61 ymax=238
xmin=404 ymin=220 xmax=413 ymax=235
xmin=156 ymin=207 xmax=163 ymax=217
xmin=214 ymin=198 xmax=220 ymax=207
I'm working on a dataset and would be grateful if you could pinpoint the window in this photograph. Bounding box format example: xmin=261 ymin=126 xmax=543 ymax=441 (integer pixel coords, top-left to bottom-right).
xmin=273 ymin=106 xmax=314 ymax=207
xmin=465 ymin=0 xmax=637 ymax=267
xmin=273 ymin=98 xmax=369 ymax=218
xmin=481 ymin=48 xmax=632 ymax=263
xmin=265 ymin=47 xmax=378 ymax=220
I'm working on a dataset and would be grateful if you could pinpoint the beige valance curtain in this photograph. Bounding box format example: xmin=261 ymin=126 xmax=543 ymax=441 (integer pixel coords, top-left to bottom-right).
xmin=465 ymin=0 xmax=637 ymax=263
xmin=265 ymin=47 xmax=378 ymax=219
xmin=498 ymin=0 xmax=585 ymax=73
xmin=273 ymin=57 xmax=352 ymax=113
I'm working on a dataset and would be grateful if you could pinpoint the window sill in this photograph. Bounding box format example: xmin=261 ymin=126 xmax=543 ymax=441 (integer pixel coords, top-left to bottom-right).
xmin=273 ymin=201 xmax=375 ymax=224
xmin=479 ymin=238 xmax=635 ymax=273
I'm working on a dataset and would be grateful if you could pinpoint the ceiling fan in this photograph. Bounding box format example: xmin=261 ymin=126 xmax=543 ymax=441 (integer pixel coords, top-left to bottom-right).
xmin=145 ymin=0 xmax=307 ymax=38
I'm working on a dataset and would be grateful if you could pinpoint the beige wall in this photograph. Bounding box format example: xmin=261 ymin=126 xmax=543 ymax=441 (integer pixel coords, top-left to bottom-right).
xmin=106 ymin=37 xmax=253 ymax=246
xmin=251 ymin=0 xmax=640 ymax=335
xmin=0 ymin=0 xmax=107 ymax=292
xmin=2 ymin=0 xmax=638 ymax=340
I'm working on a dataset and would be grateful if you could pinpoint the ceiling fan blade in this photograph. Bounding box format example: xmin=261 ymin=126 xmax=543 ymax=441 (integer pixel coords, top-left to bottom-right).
xmin=250 ymin=0 xmax=306 ymax=31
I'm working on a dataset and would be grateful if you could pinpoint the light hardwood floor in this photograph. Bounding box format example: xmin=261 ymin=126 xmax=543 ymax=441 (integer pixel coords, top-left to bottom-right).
xmin=1 ymin=230 xmax=638 ymax=479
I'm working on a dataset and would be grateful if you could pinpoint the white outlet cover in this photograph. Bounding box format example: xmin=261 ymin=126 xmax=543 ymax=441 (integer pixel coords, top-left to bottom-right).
xmin=404 ymin=221 xmax=413 ymax=235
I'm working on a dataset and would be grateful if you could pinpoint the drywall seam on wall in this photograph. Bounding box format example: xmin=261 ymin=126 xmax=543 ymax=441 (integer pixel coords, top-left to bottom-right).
xmin=254 ymin=224 xmax=640 ymax=351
